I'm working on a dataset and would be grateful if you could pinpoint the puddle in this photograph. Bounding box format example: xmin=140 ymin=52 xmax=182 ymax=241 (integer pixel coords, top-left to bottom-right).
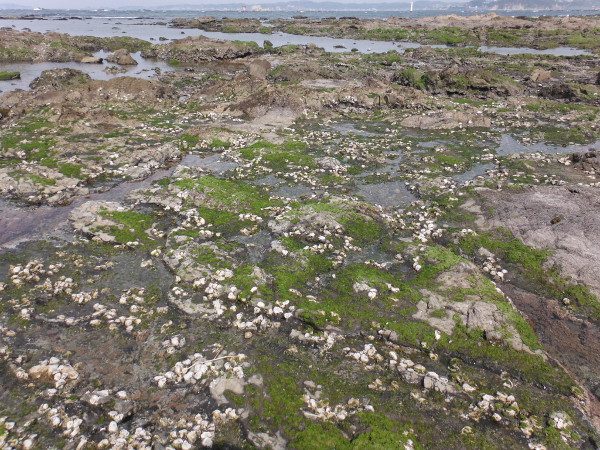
xmin=0 ymin=153 xmax=208 ymax=247
xmin=182 ymin=153 xmax=239 ymax=175
xmin=0 ymin=17 xmax=189 ymax=43
xmin=479 ymin=45 xmax=590 ymax=56
xmin=355 ymin=180 xmax=415 ymax=207
xmin=232 ymin=229 xmax=272 ymax=264
xmin=274 ymin=183 xmax=315 ymax=199
xmin=497 ymin=134 xmax=600 ymax=156
xmin=418 ymin=141 xmax=443 ymax=149
xmin=453 ymin=162 xmax=495 ymax=183
xmin=331 ymin=122 xmax=384 ymax=137
xmin=299 ymin=79 xmax=357 ymax=89
xmin=254 ymin=174 xmax=315 ymax=199
xmin=0 ymin=51 xmax=177 ymax=93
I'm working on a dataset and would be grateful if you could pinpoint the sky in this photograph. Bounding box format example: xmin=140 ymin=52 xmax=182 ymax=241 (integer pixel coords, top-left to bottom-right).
xmin=4 ymin=0 xmax=464 ymax=9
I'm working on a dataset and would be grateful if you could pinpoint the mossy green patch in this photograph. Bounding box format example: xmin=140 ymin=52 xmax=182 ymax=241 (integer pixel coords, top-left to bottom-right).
xmin=58 ymin=162 xmax=85 ymax=179
xmin=174 ymin=175 xmax=277 ymax=216
xmin=0 ymin=71 xmax=20 ymax=81
xmin=458 ymin=229 xmax=599 ymax=319
xmin=438 ymin=323 xmax=574 ymax=395
xmin=99 ymin=210 xmax=156 ymax=245
xmin=239 ymin=140 xmax=315 ymax=172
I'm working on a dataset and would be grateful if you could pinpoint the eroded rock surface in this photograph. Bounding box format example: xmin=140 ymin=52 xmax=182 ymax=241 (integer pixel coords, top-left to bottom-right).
xmin=0 ymin=14 xmax=599 ymax=449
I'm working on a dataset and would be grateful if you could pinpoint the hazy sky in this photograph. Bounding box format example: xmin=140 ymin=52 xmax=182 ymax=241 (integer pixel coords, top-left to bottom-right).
xmin=9 ymin=0 xmax=459 ymax=9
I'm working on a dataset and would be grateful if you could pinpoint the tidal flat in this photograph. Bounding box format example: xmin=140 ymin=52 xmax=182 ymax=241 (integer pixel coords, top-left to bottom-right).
xmin=0 ymin=12 xmax=600 ymax=449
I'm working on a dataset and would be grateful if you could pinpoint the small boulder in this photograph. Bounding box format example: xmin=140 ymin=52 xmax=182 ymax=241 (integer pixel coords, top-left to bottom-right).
xmin=402 ymin=111 xmax=491 ymax=130
xmin=571 ymin=150 xmax=599 ymax=174
xmin=80 ymin=56 xmax=103 ymax=64
xmin=104 ymin=65 xmax=127 ymax=75
xmin=315 ymin=156 xmax=346 ymax=173
xmin=530 ymin=68 xmax=552 ymax=83
xmin=540 ymin=83 xmax=578 ymax=100
xmin=29 ymin=68 xmax=91 ymax=91
xmin=0 ymin=71 xmax=20 ymax=81
xmin=106 ymin=48 xmax=138 ymax=66
xmin=247 ymin=59 xmax=271 ymax=79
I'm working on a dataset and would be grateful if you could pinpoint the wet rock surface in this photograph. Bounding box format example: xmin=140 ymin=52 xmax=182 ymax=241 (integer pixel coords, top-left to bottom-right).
xmin=0 ymin=15 xmax=600 ymax=449
xmin=106 ymin=49 xmax=138 ymax=66
xmin=401 ymin=110 xmax=492 ymax=130
xmin=479 ymin=184 xmax=600 ymax=299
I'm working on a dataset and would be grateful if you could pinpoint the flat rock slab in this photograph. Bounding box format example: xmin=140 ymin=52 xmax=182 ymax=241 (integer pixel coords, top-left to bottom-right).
xmin=479 ymin=184 xmax=600 ymax=297
xmin=402 ymin=110 xmax=491 ymax=130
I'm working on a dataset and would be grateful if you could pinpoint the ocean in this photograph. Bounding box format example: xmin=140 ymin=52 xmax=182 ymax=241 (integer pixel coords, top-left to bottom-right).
xmin=0 ymin=7 xmax=598 ymax=21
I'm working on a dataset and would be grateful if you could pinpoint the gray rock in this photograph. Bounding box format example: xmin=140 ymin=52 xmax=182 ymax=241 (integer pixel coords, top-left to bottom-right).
xmin=29 ymin=68 xmax=91 ymax=91
xmin=209 ymin=376 xmax=245 ymax=405
xmin=315 ymin=156 xmax=346 ymax=173
xmin=572 ymin=150 xmax=599 ymax=175
xmin=480 ymin=184 xmax=600 ymax=299
xmin=529 ymin=68 xmax=552 ymax=83
xmin=69 ymin=201 xmax=123 ymax=243
xmin=247 ymin=431 xmax=287 ymax=450
xmin=423 ymin=371 xmax=457 ymax=394
xmin=401 ymin=111 xmax=491 ymax=130
xmin=247 ymin=59 xmax=271 ymax=79
xmin=80 ymin=56 xmax=103 ymax=64
xmin=106 ymin=49 xmax=138 ymax=66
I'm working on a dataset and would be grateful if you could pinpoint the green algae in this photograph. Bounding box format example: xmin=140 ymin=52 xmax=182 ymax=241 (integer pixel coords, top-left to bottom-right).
xmin=458 ymin=229 xmax=600 ymax=320
xmin=98 ymin=210 xmax=156 ymax=245
xmin=0 ymin=71 xmax=20 ymax=81
xmin=174 ymin=176 xmax=276 ymax=216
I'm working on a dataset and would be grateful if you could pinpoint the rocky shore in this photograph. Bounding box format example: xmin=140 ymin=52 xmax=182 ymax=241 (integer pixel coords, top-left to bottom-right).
xmin=172 ymin=13 xmax=600 ymax=52
xmin=0 ymin=14 xmax=599 ymax=449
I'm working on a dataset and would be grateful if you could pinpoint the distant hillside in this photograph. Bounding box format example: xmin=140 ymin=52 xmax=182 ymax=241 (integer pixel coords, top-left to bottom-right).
xmin=140 ymin=1 xmax=467 ymax=11
xmin=469 ymin=0 xmax=599 ymax=9
xmin=0 ymin=2 xmax=28 ymax=8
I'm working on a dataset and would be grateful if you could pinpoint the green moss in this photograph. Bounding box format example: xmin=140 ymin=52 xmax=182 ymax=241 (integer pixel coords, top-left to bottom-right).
xmin=174 ymin=175 xmax=277 ymax=216
xmin=291 ymin=422 xmax=350 ymax=449
xmin=0 ymin=71 xmax=20 ymax=81
xmin=99 ymin=210 xmax=156 ymax=245
xmin=440 ymin=323 xmax=574 ymax=394
xmin=259 ymin=361 xmax=304 ymax=428
xmin=340 ymin=214 xmax=385 ymax=247
xmin=239 ymin=140 xmax=314 ymax=172
xmin=8 ymin=170 xmax=57 ymax=187
xmin=195 ymin=207 xmax=240 ymax=232
xmin=267 ymin=251 xmax=334 ymax=301
xmin=58 ymin=162 xmax=84 ymax=179
xmin=276 ymin=44 xmax=299 ymax=54
xmin=424 ymin=27 xmax=472 ymax=46
xmin=0 ymin=46 xmax=36 ymax=62
xmin=396 ymin=68 xmax=428 ymax=90
xmin=458 ymin=229 xmax=599 ymax=319
xmin=191 ymin=244 xmax=230 ymax=269
xmin=352 ymin=413 xmax=422 ymax=449
xmin=179 ymin=133 xmax=199 ymax=150
xmin=414 ymin=246 xmax=463 ymax=285
xmin=232 ymin=40 xmax=263 ymax=52
xmin=208 ymin=138 xmax=230 ymax=149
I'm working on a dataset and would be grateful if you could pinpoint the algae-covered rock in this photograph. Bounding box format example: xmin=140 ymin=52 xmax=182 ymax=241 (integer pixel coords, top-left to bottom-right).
xmin=69 ymin=201 xmax=124 ymax=243
xmin=29 ymin=68 xmax=91 ymax=91
xmin=0 ymin=71 xmax=20 ymax=81
xmin=142 ymin=35 xmax=263 ymax=63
